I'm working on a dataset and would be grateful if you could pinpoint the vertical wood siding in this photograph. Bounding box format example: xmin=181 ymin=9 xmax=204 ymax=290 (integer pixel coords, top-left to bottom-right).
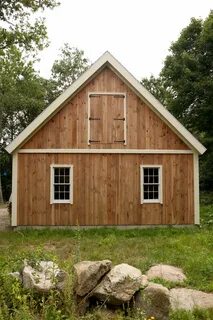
xmin=17 ymin=153 xmax=194 ymax=226
xmin=22 ymin=67 xmax=189 ymax=150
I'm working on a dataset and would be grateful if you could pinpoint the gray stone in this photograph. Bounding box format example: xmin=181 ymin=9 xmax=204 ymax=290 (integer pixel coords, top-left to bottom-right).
xmin=73 ymin=260 xmax=112 ymax=296
xmin=170 ymin=288 xmax=213 ymax=311
xmin=22 ymin=260 xmax=66 ymax=293
xmin=141 ymin=274 xmax=149 ymax=288
xmin=93 ymin=263 xmax=143 ymax=305
xmin=147 ymin=264 xmax=186 ymax=283
xmin=139 ymin=283 xmax=170 ymax=320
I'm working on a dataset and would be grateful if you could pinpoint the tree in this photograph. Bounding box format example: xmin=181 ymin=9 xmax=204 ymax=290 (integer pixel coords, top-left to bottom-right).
xmin=0 ymin=0 xmax=59 ymax=202
xmin=0 ymin=48 xmax=47 ymax=141
xmin=0 ymin=0 xmax=59 ymax=54
xmin=142 ymin=11 xmax=213 ymax=190
xmin=0 ymin=46 xmax=48 ymax=200
xmin=141 ymin=75 xmax=167 ymax=105
xmin=50 ymin=44 xmax=90 ymax=100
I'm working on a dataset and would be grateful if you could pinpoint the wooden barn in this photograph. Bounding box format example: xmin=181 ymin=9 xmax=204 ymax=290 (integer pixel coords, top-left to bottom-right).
xmin=6 ymin=52 xmax=206 ymax=227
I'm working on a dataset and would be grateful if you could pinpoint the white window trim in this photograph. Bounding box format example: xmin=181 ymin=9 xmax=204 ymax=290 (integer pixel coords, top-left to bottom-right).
xmin=87 ymin=92 xmax=127 ymax=145
xmin=50 ymin=164 xmax=73 ymax=204
xmin=140 ymin=165 xmax=163 ymax=204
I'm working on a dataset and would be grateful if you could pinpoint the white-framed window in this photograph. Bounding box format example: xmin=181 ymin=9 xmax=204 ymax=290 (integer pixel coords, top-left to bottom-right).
xmin=50 ymin=164 xmax=73 ymax=204
xmin=140 ymin=165 xmax=163 ymax=204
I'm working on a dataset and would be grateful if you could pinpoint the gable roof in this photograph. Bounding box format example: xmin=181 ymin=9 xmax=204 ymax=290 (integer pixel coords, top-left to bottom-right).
xmin=6 ymin=51 xmax=206 ymax=154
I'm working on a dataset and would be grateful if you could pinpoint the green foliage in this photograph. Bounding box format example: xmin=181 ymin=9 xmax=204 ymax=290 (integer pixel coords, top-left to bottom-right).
xmin=0 ymin=0 xmax=60 ymax=202
xmin=141 ymin=11 xmax=213 ymax=191
xmin=0 ymin=150 xmax=11 ymax=200
xmin=0 ymin=46 xmax=49 ymax=200
xmin=0 ymin=47 xmax=47 ymax=143
xmin=50 ymin=44 xmax=90 ymax=100
xmin=200 ymin=191 xmax=213 ymax=205
xmin=0 ymin=0 xmax=59 ymax=54
xmin=141 ymin=75 xmax=168 ymax=106
xmin=169 ymin=309 xmax=213 ymax=320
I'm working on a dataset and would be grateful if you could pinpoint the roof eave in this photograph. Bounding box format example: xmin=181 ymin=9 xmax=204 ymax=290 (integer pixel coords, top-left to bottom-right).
xmin=5 ymin=51 xmax=206 ymax=155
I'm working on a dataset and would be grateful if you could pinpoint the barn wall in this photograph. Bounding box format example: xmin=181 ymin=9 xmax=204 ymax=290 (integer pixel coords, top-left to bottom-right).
xmin=22 ymin=67 xmax=189 ymax=150
xmin=17 ymin=153 xmax=194 ymax=226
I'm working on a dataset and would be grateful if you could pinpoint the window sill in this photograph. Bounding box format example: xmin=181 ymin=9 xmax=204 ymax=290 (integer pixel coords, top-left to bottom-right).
xmin=141 ymin=200 xmax=162 ymax=204
xmin=51 ymin=201 xmax=73 ymax=204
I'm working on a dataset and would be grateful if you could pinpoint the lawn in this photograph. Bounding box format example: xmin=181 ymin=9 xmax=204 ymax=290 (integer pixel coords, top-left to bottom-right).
xmin=0 ymin=201 xmax=212 ymax=320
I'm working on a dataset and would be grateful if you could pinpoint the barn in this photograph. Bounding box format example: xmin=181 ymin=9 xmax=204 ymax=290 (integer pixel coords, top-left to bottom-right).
xmin=6 ymin=52 xmax=206 ymax=228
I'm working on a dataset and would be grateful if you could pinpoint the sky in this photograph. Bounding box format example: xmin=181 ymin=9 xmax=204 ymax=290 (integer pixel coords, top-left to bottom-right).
xmin=36 ymin=0 xmax=212 ymax=81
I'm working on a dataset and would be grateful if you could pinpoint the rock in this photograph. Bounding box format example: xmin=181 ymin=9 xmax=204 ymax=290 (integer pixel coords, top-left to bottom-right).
xmin=93 ymin=263 xmax=143 ymax=305
xmin=138 ymin=283 xmax=170 ymax=320
xmin=141 ymin=274 xmax=149 ymax=288
xmin=170 ymin=288 xmax=213 ymax=311
xmin=73 ymin=260 xmax=112 ymax=296
xmin=9 ymin=271 xmax=22 ymax=282
xmin=55 ymin=270 xmax=68 ymax=291
xmin=75 ymin=295 xmax=90 ymax=316
xmin=22 ymin=260 xmax=66 ymax=293
xmin=147 ymin=264 xmax=186 ymax=283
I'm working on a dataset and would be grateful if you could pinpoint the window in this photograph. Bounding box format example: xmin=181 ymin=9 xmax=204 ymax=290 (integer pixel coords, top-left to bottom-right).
xmin=50 ymin=165 xmax=73 ymax=204
xmin=140 ymin=165 xmax=162 ymax=204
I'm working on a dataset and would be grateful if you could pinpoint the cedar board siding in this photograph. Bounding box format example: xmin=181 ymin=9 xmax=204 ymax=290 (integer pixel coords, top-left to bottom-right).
xmin=22 ymin=67 xmax=189 ymax=150
xmin=17 ymin=153 xmax=194 ymax=226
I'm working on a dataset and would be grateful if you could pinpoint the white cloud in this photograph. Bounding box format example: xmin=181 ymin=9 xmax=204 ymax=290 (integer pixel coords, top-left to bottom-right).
xmin=36 ymin=0 xmax=212 ymax=80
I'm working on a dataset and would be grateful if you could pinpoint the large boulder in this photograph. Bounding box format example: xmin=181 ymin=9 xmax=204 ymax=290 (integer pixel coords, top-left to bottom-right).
xmin=22 ymin=261 xmax=67 ymax=293
xmin=170 ymin=288 xmax=213 ymax=311
xmin=73 ymin=260 xmax=112 ymax=296
xmin=147 ymin=264 xmax=186 ymax=283
xmin=136 ymin=283 xmax=170 ymax=320
xmin=93 ymin=263 xmax=143 ymax=305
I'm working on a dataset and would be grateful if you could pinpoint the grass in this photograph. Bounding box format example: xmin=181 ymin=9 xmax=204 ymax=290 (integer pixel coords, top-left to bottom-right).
xmin=0 ymin=202 xmax=212 ymax=319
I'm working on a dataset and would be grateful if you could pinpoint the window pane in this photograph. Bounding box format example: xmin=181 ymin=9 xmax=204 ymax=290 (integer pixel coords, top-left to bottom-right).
xmin=65 ymin=185 xmax=70 ymax=192
xmin=60 ymin=192 xmax=65 ymax=200
xmin=148 ymin=185 xmax=154 ymax=192
xmin=60 ymin=176 xmax=65 ymax=183
xmin=149 ymin=168 xmax=153 ymax=175
xmin=65 ymin=192 xmax=70 ymax=200
xmin=54 ymin=176 xmax=59 ymax=183
xmin=65 ymin=176 xmax=70 ymax=183
xmin=55 ymin=185 xmax=59 ymax=192
xmin=65 ymin=168 xmax=69 ymax=176
xmin=148 ymin=176 xmax=154 ymax=183
xmin=59 ymin=168 xmax=65 ymax=175
xmin=154 ymin=185 xmax=158 ymax=192
xmin=154 ymin=192 xmax=159 ymax=199
xmin=144 ymin=176 xmax=148 ymax=183
xmin=54 ymin=168 xmax=59 ymax=175
xmin=144 ymin=185 xmax=149 ymax=192
xmin=149 ymin=192 xmax=154 ymax=199
xmin=154 ymin=176 xmax=159 ymax=183
xmin=154 ymin=168 xmax=158 ymax=175
xmin=54 ymin=192 xmax=59 ymax=200
xmin=59 ymin=185 xmax=65 ymax=192
xmin=144 ymin=192 xmax=149 ymax=199
xmin=144 ymin=168 xmax=149 ymax=176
